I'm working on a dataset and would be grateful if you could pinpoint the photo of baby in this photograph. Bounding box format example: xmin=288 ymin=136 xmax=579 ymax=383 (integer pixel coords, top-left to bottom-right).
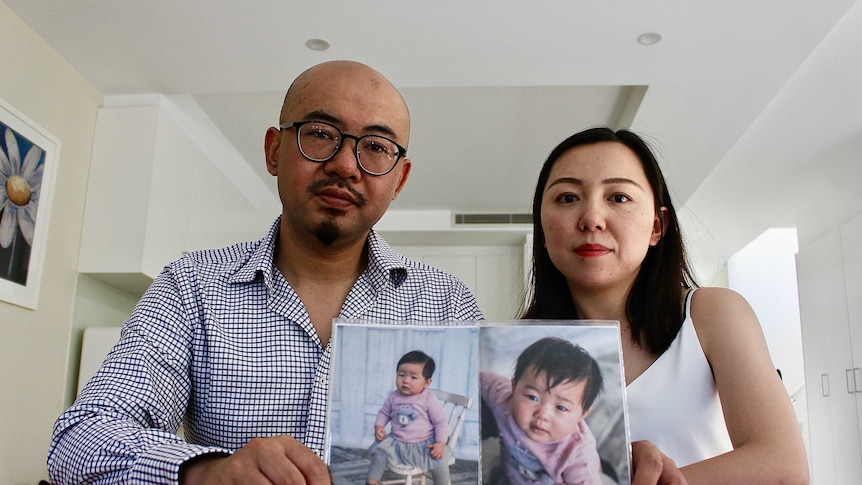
xmin=366 ymin=350 xmax=453 ymax=485
xmin=326 ymin=321 xmax=629 ymax=485
xmin=480 ymin=325 xmax=629 ymax=485
xmin=327 ymin=322 xmax=480 ymax=484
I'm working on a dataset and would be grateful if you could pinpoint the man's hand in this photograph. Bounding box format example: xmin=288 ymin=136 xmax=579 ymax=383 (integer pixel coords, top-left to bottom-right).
xmin=180 ymin=435 xmax=331 ymax=485
xmin=631 ymin=440 xmax=687 ymax=485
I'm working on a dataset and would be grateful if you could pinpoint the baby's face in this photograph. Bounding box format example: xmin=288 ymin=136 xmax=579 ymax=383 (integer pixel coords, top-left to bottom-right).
xmin=396 ymin=362 xmax=431 ymax=396
xmin=511 ymin=367 xmax=590 ymax=442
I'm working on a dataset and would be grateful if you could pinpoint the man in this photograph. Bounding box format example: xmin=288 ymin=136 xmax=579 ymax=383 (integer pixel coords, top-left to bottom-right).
xmin=48 ymin=61 xmax=483 ymax=485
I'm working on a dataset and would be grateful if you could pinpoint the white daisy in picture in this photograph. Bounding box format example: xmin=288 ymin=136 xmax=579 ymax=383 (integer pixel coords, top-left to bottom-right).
xmin=0 ymin=126 xmax=43 ymax=248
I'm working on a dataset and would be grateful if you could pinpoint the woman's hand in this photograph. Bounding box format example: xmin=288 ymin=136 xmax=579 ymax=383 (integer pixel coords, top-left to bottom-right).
xmin=631 ymin=440 xmax=687 ymax=485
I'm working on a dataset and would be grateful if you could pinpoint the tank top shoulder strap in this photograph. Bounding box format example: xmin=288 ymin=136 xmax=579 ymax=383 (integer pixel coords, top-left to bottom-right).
xmin=684 ymin=287 xmax=697 ymax=319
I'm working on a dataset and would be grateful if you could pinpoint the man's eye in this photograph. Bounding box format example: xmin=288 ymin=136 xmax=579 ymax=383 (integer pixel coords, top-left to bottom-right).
xmin=363 ymin=139 xmax=390 ymax=154
xmin=310 ymin=129 xmax=334 ymax=139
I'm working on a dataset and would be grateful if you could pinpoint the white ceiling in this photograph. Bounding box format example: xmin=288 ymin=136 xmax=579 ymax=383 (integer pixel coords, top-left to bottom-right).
xmin=5 ymin=0 xmax=862 ymax=281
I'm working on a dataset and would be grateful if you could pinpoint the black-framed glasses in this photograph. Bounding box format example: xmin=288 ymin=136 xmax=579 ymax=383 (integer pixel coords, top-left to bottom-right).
xmin=280 ymin=120 xmax=407 ymax=176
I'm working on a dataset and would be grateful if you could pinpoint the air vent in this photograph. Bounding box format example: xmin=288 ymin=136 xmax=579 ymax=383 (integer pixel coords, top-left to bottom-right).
xmin=454 ymin=213 xmax=532 ymax=224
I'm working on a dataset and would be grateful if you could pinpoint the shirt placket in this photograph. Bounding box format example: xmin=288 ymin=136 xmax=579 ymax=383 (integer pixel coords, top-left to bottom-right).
xmin=306 ymin=343 xmax=331 ymax=455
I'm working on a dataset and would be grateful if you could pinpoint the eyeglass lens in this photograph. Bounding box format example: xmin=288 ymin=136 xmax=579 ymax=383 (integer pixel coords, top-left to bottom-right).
xmin=297 ymin=122 xmax=400 ymax=175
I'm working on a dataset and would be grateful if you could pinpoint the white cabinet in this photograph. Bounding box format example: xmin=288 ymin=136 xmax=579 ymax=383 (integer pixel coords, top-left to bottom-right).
xmin=797 ymin=213 xmax=862 ymax=484
xmin=78 ymin=104 xmax=194 ymax=295
xmin=78 ymin=99 xmax=275 ymax=296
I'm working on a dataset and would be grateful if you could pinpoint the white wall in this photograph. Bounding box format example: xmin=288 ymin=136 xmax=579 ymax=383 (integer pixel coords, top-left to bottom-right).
xmin=727 ymin=228 xmax=805 ymax=394
xmin=726 ymin=228 xmax=809 ymax=455
xmin=394 ymin=245 xmax=524 ymax=321
xmin=66 ymin=276 xmax=138 ymax=404
xmin=0 ymin=2 xmax=102 ymax=482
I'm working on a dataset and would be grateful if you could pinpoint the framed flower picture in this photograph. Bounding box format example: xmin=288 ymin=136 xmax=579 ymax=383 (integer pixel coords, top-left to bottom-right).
xmin=0 ymin=97 xmax=60 ymax=309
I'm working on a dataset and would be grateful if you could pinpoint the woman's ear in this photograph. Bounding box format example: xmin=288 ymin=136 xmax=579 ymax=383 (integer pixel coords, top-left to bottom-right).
xmin=650 ymin=207 xmax=669 ymax=246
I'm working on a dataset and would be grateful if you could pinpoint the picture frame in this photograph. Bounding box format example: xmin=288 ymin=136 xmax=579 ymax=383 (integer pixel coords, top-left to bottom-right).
xmin=326 ymin=319 xmax=632 ymax=485
xmin=0 ymin=97 xmax=60 ymax=309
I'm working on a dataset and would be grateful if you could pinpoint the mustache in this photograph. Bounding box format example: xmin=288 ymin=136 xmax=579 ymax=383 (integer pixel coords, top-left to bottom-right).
xmin=307 ymin=176 xmax=366 ymax=206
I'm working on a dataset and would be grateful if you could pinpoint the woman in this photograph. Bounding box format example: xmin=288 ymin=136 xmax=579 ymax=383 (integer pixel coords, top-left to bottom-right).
xmin=522 ymin=127 xmax=808 ymax=484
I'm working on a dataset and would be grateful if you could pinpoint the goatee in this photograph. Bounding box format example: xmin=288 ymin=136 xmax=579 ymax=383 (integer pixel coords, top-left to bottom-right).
xmin=314 ymin=220 xmax=340 ymax=246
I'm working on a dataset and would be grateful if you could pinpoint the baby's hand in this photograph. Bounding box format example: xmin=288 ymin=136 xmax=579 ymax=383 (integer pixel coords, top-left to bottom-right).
xmin=374 ymin=425 xmax=387 ymax=441
xmin=428 ymin=441 xmax=445 ymax=460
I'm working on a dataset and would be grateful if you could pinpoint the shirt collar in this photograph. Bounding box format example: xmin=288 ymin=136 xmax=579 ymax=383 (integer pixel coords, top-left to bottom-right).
xmin=228 ymin=217 xmax=408 ymax=291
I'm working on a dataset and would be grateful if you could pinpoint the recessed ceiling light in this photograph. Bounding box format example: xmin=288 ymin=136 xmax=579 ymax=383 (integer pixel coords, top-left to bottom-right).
xmin=637 ymin=32 xmax=663 ymax=46
xmin=305 ymin=38 xmax=330 ymax=51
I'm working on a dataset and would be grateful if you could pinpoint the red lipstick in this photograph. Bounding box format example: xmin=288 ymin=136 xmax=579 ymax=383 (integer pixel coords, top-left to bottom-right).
xmin=575 ymin=244 xmax=610 ymax=257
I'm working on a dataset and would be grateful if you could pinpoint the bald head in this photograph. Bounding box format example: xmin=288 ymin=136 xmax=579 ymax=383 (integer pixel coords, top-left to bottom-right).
xmin=279 ymin=61 xmax=410 ymax=145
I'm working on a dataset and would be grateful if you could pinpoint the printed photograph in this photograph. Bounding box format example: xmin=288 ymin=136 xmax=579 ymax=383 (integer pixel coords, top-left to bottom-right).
xmin=480 ymin=324 xmax=630 ymax=485
xmin=327 ymin=322 xmax=481 ymax=485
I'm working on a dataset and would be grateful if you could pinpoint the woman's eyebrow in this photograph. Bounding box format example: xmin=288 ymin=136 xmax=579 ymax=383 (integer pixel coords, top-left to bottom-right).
xmin=547 ymin=177 xmax=644 ymax=190
xmin=603 ymin=177 xmax=644 ymax=190
xmin=547 ymin=177 xmax=583 ymax=189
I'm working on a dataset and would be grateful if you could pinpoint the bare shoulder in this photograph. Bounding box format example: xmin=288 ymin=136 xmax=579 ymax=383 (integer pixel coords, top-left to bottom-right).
xmin=689 ymin=287 xmax=761 ymax=353
xmin=690 ymin=287 xmax=755 ymax=322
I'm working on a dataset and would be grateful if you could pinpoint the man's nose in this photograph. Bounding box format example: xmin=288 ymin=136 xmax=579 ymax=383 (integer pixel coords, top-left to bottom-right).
xmin=323 ymin=139 xmax=361 ymax=180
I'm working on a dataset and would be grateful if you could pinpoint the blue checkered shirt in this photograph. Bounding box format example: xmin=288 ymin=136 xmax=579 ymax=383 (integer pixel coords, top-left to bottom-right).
xmin=47 ymin=218 xmax=483 ymax=484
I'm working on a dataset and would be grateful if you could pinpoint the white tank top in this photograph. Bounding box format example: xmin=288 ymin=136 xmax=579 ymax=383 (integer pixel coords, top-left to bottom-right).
xmin=625 ymin=289 xmax=733 ymax=467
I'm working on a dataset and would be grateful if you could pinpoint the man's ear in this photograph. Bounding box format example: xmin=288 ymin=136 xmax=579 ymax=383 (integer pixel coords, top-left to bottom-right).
xmin=391 ymin=158 xmax=412 ymax=200
xmin=264 ymin=127 xmax=282 ymax=176
xmin=650 ymin=206 xmax=669 ymax=246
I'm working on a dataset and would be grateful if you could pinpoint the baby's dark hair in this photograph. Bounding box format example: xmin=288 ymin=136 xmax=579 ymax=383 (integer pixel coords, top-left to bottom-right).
xmin=513 ymin=337 xmax=603 ymax=411
xmin=398 ymin=350 xmax=436 ymax=379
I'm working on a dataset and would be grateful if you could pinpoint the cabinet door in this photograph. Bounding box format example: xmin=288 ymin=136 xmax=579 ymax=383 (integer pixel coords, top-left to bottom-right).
xmin=797 ymin=231 xmax=859 ymax=484
xmin=841 ymin=213 xmax=862 ymax=470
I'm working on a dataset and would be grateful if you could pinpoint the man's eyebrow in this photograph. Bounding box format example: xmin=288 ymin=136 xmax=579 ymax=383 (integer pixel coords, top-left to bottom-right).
xmin=302 ymin=110 xmax=340 ymax=125
xmin=302 ymin=110 xmax=400 ymax=139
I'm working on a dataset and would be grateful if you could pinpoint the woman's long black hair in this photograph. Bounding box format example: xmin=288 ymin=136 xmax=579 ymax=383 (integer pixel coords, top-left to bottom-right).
xmin=521 ymin=127 xmax=698 ymax=354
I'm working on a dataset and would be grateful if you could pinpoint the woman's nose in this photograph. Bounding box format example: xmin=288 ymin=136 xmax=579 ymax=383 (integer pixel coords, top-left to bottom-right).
xmin=578 ymin=201 xmax=605 ymax=231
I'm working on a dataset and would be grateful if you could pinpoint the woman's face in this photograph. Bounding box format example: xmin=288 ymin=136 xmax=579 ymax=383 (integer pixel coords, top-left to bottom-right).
xmin=540 ymin=142 xmax=664 ymax=294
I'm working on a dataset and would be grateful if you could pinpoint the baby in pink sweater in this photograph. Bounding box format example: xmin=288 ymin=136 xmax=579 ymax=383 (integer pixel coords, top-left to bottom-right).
xmin=366 ymin=350 xmax=450 ymax=485
xmin=481 ymin=337 xmax=604 ymax=485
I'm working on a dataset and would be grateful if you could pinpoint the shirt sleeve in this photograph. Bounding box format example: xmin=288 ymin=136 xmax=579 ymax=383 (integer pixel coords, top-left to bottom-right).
xmin=47 ymin=265 xmax=229 ymax=485
xmin=559 ymin=422 xmax=604 ymax=485
xmin=426 ymin=392 xmax=449 ymax=444
xmin=479 ymin=370 xmax=510 ymax=407
xmin=375 ymin=393 xmax=394 ymax=429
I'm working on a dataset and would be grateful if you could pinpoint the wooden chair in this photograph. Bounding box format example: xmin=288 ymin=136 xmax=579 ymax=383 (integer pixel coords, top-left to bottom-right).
xmin=381 ymin=388 xmax=473 ymax=485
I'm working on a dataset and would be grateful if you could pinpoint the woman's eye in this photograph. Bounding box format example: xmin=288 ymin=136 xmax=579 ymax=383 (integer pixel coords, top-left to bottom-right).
xmin=558 ymin=193 xmax=578 ymax=203
xmin=610 ymin=194 xmax=631 ymax=203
